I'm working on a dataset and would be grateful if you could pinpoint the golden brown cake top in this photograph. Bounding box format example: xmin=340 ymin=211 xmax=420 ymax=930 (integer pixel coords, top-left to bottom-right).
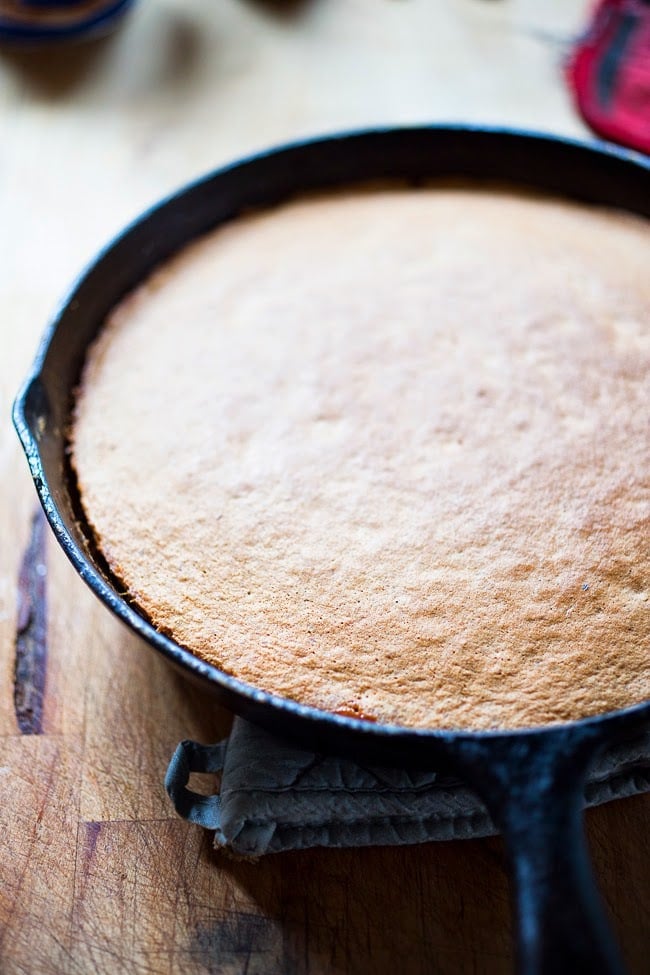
xmin=72 ymin=187 xmax=650 ymax=730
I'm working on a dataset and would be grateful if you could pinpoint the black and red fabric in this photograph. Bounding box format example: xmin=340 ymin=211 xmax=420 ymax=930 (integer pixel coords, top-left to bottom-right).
xmin=567 ymin=0 xmax=650 ymax=154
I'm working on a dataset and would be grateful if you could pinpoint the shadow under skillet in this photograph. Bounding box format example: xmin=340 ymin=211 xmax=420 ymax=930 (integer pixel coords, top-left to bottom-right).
xmin=189 ymin=793 xmax=650 ymax=975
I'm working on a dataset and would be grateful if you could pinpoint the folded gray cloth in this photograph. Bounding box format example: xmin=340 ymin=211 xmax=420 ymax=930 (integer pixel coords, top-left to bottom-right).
xmin=165 ymin=718 xmax=650 ymax=857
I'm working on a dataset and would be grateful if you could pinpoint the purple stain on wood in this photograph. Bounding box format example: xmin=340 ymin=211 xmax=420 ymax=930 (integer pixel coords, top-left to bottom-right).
xmin=14 ymin=508 xmax=48 ymax=734
xmin=82 ymin=821 xmax=102 ymax=865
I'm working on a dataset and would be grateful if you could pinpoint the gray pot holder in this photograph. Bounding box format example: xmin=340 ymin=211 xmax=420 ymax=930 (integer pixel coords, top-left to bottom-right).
xmin=165 ymin=718 xmax=650 ymax=858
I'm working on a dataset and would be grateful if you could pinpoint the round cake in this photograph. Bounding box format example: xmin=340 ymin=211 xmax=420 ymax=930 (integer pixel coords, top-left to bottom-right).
xmin=71 ymin=186 xmax=650 ymax=730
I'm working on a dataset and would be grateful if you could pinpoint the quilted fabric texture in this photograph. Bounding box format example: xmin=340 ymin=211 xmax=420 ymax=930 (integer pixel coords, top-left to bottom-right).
xmin=165 ymin=719 xmax=650 ymax=857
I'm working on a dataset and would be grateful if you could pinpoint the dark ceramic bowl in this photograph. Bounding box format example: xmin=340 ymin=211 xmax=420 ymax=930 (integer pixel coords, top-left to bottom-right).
xmin=13 ymin=127 xmax=650 ymax=975
xmin=0 ymin=0 xmax=134 ymax=43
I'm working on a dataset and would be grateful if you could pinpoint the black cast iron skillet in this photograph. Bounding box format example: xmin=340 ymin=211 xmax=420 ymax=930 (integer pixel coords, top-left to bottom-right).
xmin=13 ymin=127 xmax=650 ymax=974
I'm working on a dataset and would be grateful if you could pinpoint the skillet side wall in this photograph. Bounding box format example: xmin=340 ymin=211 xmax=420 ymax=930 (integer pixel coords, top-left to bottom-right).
xmin=14 ymin=127 xmax=650 ymax=760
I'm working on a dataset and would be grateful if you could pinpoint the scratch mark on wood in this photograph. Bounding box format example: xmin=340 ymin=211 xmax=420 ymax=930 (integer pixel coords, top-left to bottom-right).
xmin=14 ymin=508 xmax=48 ymax=734
xmin=0 ymin=742 xmax=61 ymax=963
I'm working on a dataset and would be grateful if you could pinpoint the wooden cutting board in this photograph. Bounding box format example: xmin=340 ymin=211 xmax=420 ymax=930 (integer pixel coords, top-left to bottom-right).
xmin=1 ymin=1 xmax=648 ymax=972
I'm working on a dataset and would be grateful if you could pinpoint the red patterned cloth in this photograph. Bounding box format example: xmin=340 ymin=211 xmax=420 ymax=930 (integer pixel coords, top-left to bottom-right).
xmin=566 ymin=0 xmax=650 ymax=154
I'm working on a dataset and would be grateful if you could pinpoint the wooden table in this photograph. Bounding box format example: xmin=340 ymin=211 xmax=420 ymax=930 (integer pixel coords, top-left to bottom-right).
xmin=1 ymin=2 xmax=648 ymax=972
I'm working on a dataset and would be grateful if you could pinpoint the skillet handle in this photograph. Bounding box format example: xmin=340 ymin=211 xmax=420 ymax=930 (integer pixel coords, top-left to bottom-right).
xmin=453 ymin=728 xmax=626 ymax=975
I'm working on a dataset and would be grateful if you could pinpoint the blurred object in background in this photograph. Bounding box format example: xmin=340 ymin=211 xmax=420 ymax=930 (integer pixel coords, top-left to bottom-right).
xmin=567 ymin=0 xmax=650 ymax=153
xmin=0 ymin=0 xmax=135 ymax=43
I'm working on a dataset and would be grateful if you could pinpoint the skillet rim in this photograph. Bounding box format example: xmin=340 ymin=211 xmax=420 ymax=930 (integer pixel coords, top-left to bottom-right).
xmin=12 ymin=124 xmax=650 ymax=751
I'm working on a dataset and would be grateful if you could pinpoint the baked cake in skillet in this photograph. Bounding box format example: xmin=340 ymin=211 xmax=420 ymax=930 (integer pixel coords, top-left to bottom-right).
xmin=71 ymin=187 xmax=649 ymax=730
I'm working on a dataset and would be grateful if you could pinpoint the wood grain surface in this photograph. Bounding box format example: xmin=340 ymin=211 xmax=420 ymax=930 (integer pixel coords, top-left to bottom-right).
xmin=0 ymin=2 xmax=648 ymax=973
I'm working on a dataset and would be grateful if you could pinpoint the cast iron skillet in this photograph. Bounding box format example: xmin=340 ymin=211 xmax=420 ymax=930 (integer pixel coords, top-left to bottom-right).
xmin=13 ymin=127 xmax=650 ymax=974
